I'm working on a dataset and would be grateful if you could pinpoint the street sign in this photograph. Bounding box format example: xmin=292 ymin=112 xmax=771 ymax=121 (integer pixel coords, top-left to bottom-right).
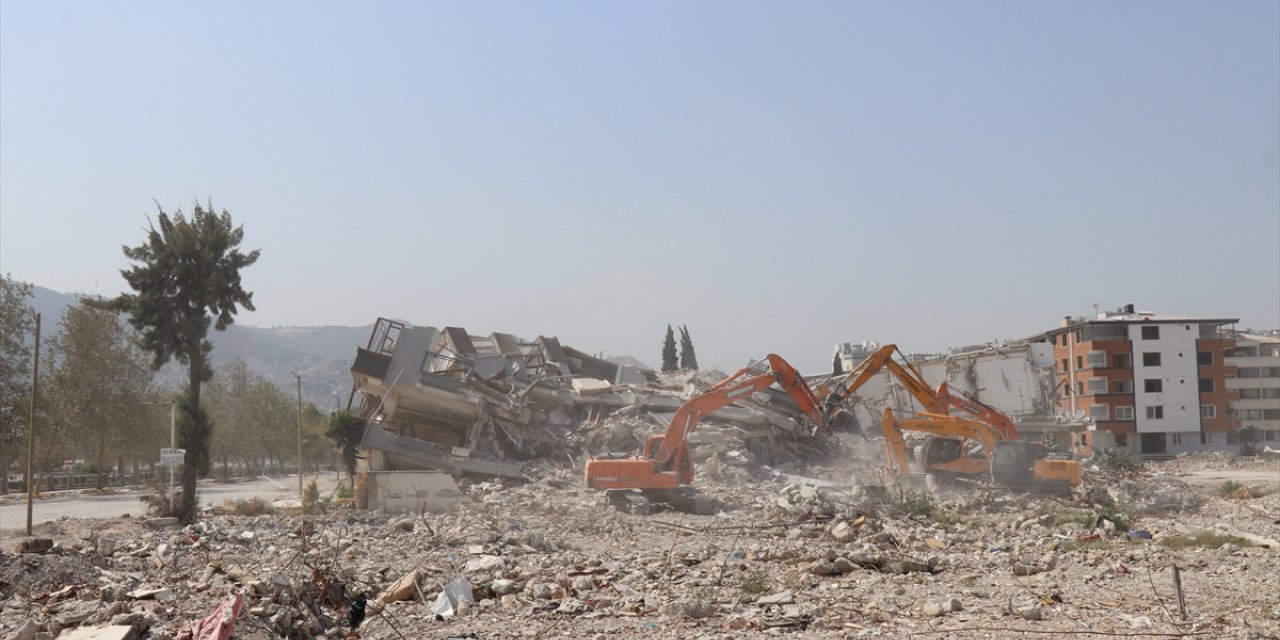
xmin=159 ymin=448 xmax=186 ymax=465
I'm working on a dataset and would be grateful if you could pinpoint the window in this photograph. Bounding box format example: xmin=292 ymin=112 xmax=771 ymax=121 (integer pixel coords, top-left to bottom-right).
xmin=1201 ymin=405 xmax=1216 ymax=419
xmin=1060 ymin=359 xmax=1068 ymax=372
xmin=1199 ymin=379 xmax=1214 ymax=393
xmin=1089 ymin=404 xmax=1109 ymax=420
xmin=1262 ymin=367 xmax=1280 ymax=378
xmin=1266 ymin=409 xmax=1280 ymax=420
xmin=1226 ymin=430 xmax=1239 ymax=445
xmin=1086 ymin=351 xmax=1106 ymax=368
xmin=1241 ymin=409 xmax=1264 ymax=420
xmin=1143 ymin=352 xmax=1161 ymax=366
xmin=1262 ymin=388 xmax=1280 ymax=399
xmin=1239 ymin=367 xmax=1260 ymax=378
xmin=1144 ymin=379 xmax=1163 ymax=393
xmin=1172 ymin=433 xmax=1183 ymax=446
xmin=1115 ymin=406 xmax=1135 ymax=420
xmin=1113 ymin=353 xmax=1131 ymax=368
xmin=1142 ymin=326 xmax=1160 ymax=340
xmin=1076 ymin=356 xmax=1084 ymax=369
xmin=1264 ymin=430 xmax=1279 ymax=442
xmin=1201 ymin=432 xmax=1215 ymax=445
xmin=1114 ymin=379 xmax=1133 ymax=394
xmin=1076 ymin=382 xmax=1084 ymax=395
xmin=1146 ymin=406 xmax=1164 ymax=419
xmin=1060 ymin=334 xmax=1068 ymax=346
xmin=1240 ymin=388 xmax=1261 ymax=399
xmin=1087 ymin=378 xmax=1108 ymax=394
xmin=1197 ymin=351 xmax=1213 ymax=366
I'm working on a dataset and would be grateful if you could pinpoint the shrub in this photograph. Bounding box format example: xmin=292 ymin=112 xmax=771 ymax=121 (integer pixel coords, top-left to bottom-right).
xmin=1094 ymin=446 xmax=1141 ymax=472
xmin=1218 ymin=480 xmax=1245 ymax=497
xmin=740 ymin=569 xmax=768 ymax=595
xmin=230 ymin=497 xmax=275 ymax=516
xmin=901 ymin=491 xmax=935 ymax=518
xmin=303 ymin=479 xmax=323 ymax=514
xmin=1160 ymin=530 xmax=1252 ymax=549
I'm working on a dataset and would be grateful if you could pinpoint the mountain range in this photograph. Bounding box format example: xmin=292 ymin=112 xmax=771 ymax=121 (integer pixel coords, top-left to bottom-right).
xmin=29 ymin=286 xmax=369 ymax=408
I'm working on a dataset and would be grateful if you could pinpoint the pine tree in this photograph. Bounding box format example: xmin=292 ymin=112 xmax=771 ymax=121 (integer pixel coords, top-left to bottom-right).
xmin=679 ymin=325 xmax=699 ymax=371
xmin=833 ymin=352 xmax=843 ymax=375
xmin=98 ymin=201 xmax=259 ymax=522
xmin=661 ymin=325 xmax=678 ymax=372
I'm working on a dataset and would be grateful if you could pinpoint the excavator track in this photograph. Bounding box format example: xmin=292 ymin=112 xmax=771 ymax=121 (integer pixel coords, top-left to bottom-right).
xmin=605 ymin=489 xmax=722 ymax=515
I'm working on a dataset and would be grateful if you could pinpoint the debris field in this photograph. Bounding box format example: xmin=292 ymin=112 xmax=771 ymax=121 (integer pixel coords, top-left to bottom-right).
xmin=4 ymin=453 xmax=1279 ymax=640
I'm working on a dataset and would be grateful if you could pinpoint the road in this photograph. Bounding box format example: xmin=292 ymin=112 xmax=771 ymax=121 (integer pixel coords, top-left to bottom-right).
xmin=0 ymin=473 xmax=341 ymax=531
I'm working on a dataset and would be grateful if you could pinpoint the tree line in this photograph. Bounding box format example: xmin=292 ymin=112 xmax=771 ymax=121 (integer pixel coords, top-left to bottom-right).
xmin=1 ymin=201 xmax=359 ymax=523
xmin=0 ymin=276 xmax=337 ymax=495
xmin=661 ymin=324 xmax=699 ymax=372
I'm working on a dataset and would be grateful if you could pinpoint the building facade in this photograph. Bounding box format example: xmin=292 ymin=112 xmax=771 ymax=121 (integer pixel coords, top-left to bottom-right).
xmin=1046 ymin=306 xmax=1240 ymax=456
xmin=1225 ymin=332 xmax=1280 ymax=448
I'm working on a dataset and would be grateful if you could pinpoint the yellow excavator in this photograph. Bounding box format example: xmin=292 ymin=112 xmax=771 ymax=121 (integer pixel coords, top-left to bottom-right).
xmin=820 ymin=345 xmax=1080 ymax=491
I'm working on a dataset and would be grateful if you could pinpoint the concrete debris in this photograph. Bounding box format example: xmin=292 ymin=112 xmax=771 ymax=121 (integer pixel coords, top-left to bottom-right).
xmin=1 ymin=455 xmax=1276 ymax=639
xmin=56 ymin=627 xmax=136 ymax=640
xmin=18 ymin=538 xmax=53 ymax=554
xmin=348 ymin=319 xmax=840 ymax=489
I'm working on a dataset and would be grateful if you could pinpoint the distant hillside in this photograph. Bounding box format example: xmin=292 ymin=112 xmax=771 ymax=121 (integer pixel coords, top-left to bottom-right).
xmin=27 ymin=285 xmax=370 ymax=409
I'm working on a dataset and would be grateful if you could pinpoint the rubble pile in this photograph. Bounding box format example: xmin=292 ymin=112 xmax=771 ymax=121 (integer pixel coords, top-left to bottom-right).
xmin=348 ymin=321 xmax=844 ymax=482
xmin=5 ymin=457 xmax=1279 ymax=639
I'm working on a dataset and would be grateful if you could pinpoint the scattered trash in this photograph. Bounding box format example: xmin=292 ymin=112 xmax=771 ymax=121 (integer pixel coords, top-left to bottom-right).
xmin=433 ymin=578 xmax=475 ymax=619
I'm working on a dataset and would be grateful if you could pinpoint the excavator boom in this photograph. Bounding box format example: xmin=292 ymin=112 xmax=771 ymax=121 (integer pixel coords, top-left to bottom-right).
xmin=586 ymin=353 xmax=826 ymax=498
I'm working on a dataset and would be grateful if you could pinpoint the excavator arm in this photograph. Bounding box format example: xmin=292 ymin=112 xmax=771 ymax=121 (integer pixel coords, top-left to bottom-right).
xmin=935 ymin=382 xmax=1019 ymax=441
xmin=820 ymin=344 xmax=949 ymax=414
xmin=881 ymin=408 xmax=1000 ymax=477
xmin=654 ymin=353 xmax=825 ymax=464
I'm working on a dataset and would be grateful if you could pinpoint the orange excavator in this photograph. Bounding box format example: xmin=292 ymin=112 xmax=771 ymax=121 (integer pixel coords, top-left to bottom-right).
xmin=585 ymin=354 xmax=827 ymax=513
xmin=820 ymin=344 xmax=1080 ymax=490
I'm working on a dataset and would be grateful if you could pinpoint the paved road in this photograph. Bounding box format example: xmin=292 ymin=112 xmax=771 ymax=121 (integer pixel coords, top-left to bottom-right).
xmin=0 ymin=473 xmax=341 ymax=531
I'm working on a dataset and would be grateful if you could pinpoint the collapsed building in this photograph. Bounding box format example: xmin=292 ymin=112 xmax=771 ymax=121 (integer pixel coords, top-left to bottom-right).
xmin=828 ymin=340 xmax=1089 ymax=450
xmin=347 ymin=318 xmax=833 ymax=488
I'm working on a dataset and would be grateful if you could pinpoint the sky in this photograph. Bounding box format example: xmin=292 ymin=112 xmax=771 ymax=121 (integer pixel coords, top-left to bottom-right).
xmin=1 ymin=1 xmax=1277 ymax=373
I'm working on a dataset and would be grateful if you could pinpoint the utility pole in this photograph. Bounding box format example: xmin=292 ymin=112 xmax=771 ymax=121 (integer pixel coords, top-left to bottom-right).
xmin=168 ymin=400 xmax=176 ymax=500
xmin=294 ymin=372 xmax=303 ymax=497
xmin=25 ymin=313 xmax=40 ymax=536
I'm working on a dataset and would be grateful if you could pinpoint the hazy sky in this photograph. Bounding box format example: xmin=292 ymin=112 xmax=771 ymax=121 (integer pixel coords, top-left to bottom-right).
xmin=2 ymin=1 xmax=1277 ymax=373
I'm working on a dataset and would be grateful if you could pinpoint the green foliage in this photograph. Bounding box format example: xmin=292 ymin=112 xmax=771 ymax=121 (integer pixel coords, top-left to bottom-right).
xmin=1239 ymin=426 xmax=1261 ymax=456
xmin=0 ymin=276 xmax=34 ymax=492
xmin=1093 ymin=446 xmax=1141 ymax=472
xmin=326 ymin=410 xmax=366 ymax=479
xmin=661 ymin=324 xmax=678 ymax=373
xmin=740 ymin=569 xmax=768 ymax=595
xmin=900 ymin=490 xmax=935 ymax=518
xmin=1160 ymin=530 xmax=1252 ymax=550
xmin=335 ymin=480 xmax=354 ymax=500
xmin=46 ymin=298 xmax=157 ymax=490
xmin=99 ymin=201 xmax=259 ymax=523
xmin=1219 ymin=480 xmax=1245 ymax=497
xmin=230 ymin=497 xmax=275 ymax=516
xmin=302 ymin=479 xmax=323 ymax=514
xmin=678 ymin=325 xmax=699 ymax=371
xmin=1096 ymin=502 xmax=1136 ymax=533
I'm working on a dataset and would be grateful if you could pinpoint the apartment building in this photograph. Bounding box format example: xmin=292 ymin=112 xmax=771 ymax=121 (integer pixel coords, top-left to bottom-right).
xmin=1225 ymin=331 xmax=1280 ymax=447
xmin=1046 ymin=305 xmax=1239 ymax=457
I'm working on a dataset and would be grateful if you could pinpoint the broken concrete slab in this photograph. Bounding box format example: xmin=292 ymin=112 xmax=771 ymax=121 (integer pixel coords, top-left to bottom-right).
xmin=357 ymin=470 xmax=467 ymax=514
xmin=55 ymin=627 xmax=136 ymax=640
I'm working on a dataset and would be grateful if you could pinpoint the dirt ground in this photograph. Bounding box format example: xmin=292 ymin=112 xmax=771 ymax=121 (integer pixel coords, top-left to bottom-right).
xmin=2 ymin=454 xmax=1278 ymax=640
